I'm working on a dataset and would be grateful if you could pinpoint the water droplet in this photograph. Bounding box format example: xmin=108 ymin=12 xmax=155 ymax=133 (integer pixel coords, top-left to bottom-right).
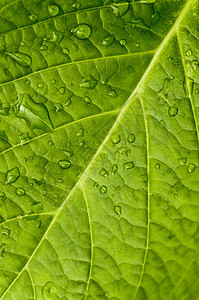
xmin=65 ymin=99 xmax=72 ymax=106
xmin=59 ymin=87 xmax=65 ymax=95
xmin=127 ymin=134 xmax=135 ymax=143
xmin=120 ymin=39 xmax=127 ymax=46
xmin=19 ymin=132 xmax=31 ymax=144
xmin=155 ymin=163 xmax=160 ymax=170
xmin=168 ymin=106 xmax=178 ymax=117
xmin=54 ymin=103 xmax=63 ymax=112
xmin=158 ymin=78 xmax=170 ymax=99
xmin=174 ymin=193 xmax=178 ymax=199
xmin=15 ymin=187 xmax=26 ymax=196
xmin=20 ymin=41 xmax=26 ymax=47
xmin=178 ymin=157 xmax=187 ymax=165
xmin=0 ymin=192 xmax=5 ymax=197
xmin=77 ymin=128 xmax=84 ymax=137
xmin=58 ymin=160 xmax=71 ymax=169
xmin=53 ymin=193 xmax=60 ymax=199
xmin=195 ymin=88 xmax=199 ymax=94
xmin=48 ymin=4 xmax=59 ymax=17
xmin=80 ymin=75 xmax=98 ymax=89
xmin=0 ymin=243 xmax=7 ymax=257
xmin=187 ymin=163 xmax=196 ymax=173
xmin=84 ymin=96 xmax=92 ymax=104
xmin=57 ymin=178 xmax=64 ymax=183
xmin=48 ymin=140 xmax=54 ymax=146
xmin=169 ymin=75 xmax=175 ymax=80
xmin=80 ymin=140 xmax=85 ymax=146
xmin=111 ymin=134 xmax=121 ymax=144
xmin=44 ymin=30 xmax=63 ymax=44
xmin=135 ymin=43 xmax=140 ymax=48
xmin=43 ymin=190 xmax=47 ymax=196
xmin=5 ymin=167 xmax=20 ymax=184
xmin=108 ymin=90 xmax=117 ymax=98
xmin=94 ymin=182 xmax=99 ymax=189
xmin=100 ymin=185 xmax=107 ymax=194
xmin=114 ymin=205 xmax=121 ymax=215
xmin=102 ymin=35 xmax=115 ymax=47
xmin=123 ymin=161 xmax=134 ymax=170
xmin=72 ymin=2 xmax=81 ymax=9
xmin=51 ymin=79 xmax=56 ymax=84
xmin=99 ymin=168 xmax=109 ymax=177
xmin=2 ymin=228 xmax=10 ymax=237
xmin=168 ymin=57 xmax=173 ymax=62
xmin=71 ymin=24 xmax=92 ymax=40
xmin=63 ymin=149 xmax=74 ymax=157
xmin=186 ymin=49 xmax=193 ymax=57
xmin=111 ymin=164 xmax=118 ymax=175
xmin=29 ymin=14 xmax=37 ymax=22
xmin=40 ymin=45 xmax=48 ymax=51
xmin=37 ymin=82 xmax=44 ymax=89
xmin=63 ymin=48 xmax=70 ymax=55
xmin=111 ymin=2 xmax=129 ymax=17
xmin=117 ymin=147 xmax=130 ymax=158
xmin=6 ymin=52 xmax=32 ymax=67
xmin=36 ymin=220 xmax=42 ymax=228
xmin=26 ymin=80 xmax=31 ymax=85
xmin=101 ymin=79 xmax=108 ymax=85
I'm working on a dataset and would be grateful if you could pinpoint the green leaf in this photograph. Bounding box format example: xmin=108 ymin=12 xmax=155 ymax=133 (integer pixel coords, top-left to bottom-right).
xmin=0 ymin=0 xmax=199 ymax=299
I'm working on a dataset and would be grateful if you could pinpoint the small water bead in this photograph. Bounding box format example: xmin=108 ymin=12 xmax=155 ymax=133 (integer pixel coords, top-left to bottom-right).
xmin=111 ymin=2 xmax=129 ymax=17
xmin=120 ymin=39 xmax=127 ymax=46
xmin=80 ymin=140 xmax=85 ymax=146
xmin=44 ymin=30 xmax=63 ymax=44
xmin=26 ymin=80 xmax=31 ymax=85
xmin=187 ymin=163 xmax=196 ymax=173
xmin=77 ymin=128 xmax=84 ymax=137
xmin=84 ymin=96 xmax=92 ymax=104
xmin=71 ymin=24 xmax=92 ymax=40
xmin=48 ymin=4 xmax=59 ymax=17
xmin=48 ymin=140 xmax=54 ymax=146
xmin=111 ymin=164 xmax=118 ymax=175
xmin=101 ymin=79 xmax=108 ymax=85
xmin=62 ymin=48 xmax=70 ymax=55
xmin=169 ymin=75 xmax=175 ymax=80
xmin=100 ymin=185 xmax=107 ymax=194
xmin=63 ymin=149 xmax=74 ymax=157
xmin=102 ymin=35 xmax=115 ymax=47
xmin=127 ymin=134 xmax=135 ymax=143
xmin=123 ymin=161 xmax=134 ymax=170
xmin=53 ymin=193 xmax=60 ymax=199
xmin=65 ymin=99 xmax=72 ymax=106
xmin=29 ymin=14 xmax=37 ymax=22
xmin=51 ymin=79 xmax=56 ymax=84
xmin=109 ymin=90 xmax=117 ymax=98
xmin=155 ymin=163 xmax=160 ymax=170
xmin=186 ymin=49 xmax=193 ymax=57
xmin=168 ymin=57 xmax=173 ymax=62
xmin=178 ymin=157 xmax=187 ymax=165
xmin=37 ymin=82 xmax=44 ymax=89
xmin=99 ymin=168 xmax=109 ymax=177
xmin=5 ymin=167 xmax=20 ymax=184
xmin=94 ymin=182 xmax=99 ymax=189
xmin=168 ymin=106 xmax=178 ymax=117
xmin=58 ymin=160 xmax=71 ymax=169
xmin=54 ymin=103 xmax=63 ymax=112
xmin=59 ymin=87 xmax=65 ymax=95
xmin=15 ymin=187 xmax=26 ymax=196
xmin=6 ymin=52 xmax=32 ymax=67
xmin=57 ymin=178 xmax=64 ymax=183
xmin=0 ymin=192 xmax=5 ymax=197
xmin=36 ymin=220 xmax=42 ymax=228
xmin=118 ymin=147 xmax=130 ymax=158
xmin=40 ymin=45 xmax=48 ymax=51
xmin=43 ymin=190 xmax=47 ymax=196
xmin=111 ymin=134 xmax=121 ymax=144
xmin=72 ymin=2 xmax=81 ymax=9
xmin=114 ymin=205 xmax=121 ymax=215
xmin=195 ymin=89 xmax=199 ymax=94
xmin=80 ymin=75 xmax=98 ymax=89
xmin=135 ymin=43 xmax=140 ymax=48
xmin=20 ymin=41 xmax=26 ymax=47
xmin=2 ymin=228 xmax=10 ymax=237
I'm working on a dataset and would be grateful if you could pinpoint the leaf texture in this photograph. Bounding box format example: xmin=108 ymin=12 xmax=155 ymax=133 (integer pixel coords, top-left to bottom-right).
xmin=0 ymin=0 xmax=199 ymax=299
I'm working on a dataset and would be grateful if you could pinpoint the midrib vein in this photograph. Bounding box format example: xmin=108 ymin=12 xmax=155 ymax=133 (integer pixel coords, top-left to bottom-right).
xmin=0 ymin=0 xmax=195 ymax=298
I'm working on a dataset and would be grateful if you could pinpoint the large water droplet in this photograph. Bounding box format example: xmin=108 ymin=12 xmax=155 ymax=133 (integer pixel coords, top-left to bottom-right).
xmin=111 ymin=164 xmax=118 ymax=175
xmin=168 ymin=106 xmax=178 ymax=117
xmin=99 ymin=168 xmax=109 ymax=177
xmin=48 ymin=5 xmax=59 ymax=17
xmin=15 ymin=187 xmax=26 ymax=196
xmin=80 ymin=75 xmax=98 ymax=89
xmin=58 ymin=160 xmax=71 ymax=169
xmin=123 ymin=161 xmax=134 ymax=170
xmin=102 ymin=35 xmax=115 ymax=47
xmin=29 ymin=14 xmax=37 ymax=22
xmin=77 ymin=128 xmax=84 ymax=137
xmin=6 ymin=52 xmax=32 ymax=67
xmin=5 ymin=167 xmax=20 ymax=184
xmin=114 ymin=205 xmax=121 ymax=215
xmin=111 ymin=1 xmax=129 ymax=17
xmin=100 ymin=185 xmax=107 ymax=194
xmin=187 ymin=163 xmax=196 ymax=173
xmin=111 ymin=134 xmax=121 ymax=144
xmin=127 ymin=134 xmax=135 ymax=143
xmin=71 ymin=24 xmax=92 ymax=40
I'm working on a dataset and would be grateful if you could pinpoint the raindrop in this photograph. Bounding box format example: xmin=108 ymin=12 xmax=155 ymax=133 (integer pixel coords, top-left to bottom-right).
xmin=100 ymin=185 xmax=107 ymax=194
xmin=48 ymin=140 xmax=54 ymax=146
xmin=186 ymin=49 xmax=193 ymax=57
xmin=65 ymin=99 xmax=72 ymax=106
xmin=53 ymin=193 xmax=60 ymax=199
xmin=57 ymin=178 xmax=64 ymax=183
xmin=178 ymin=157 xmax=187 ymax=165
xmin=168 ymin=106 xmax=178 ymax=117
xmin=48 ymin=4 xmax=59 ymax=17
xmin=51 ymin=79 xmax=56 ymax=84
xmin=19 ymin=132 xmax=31 ymax=144
xmin=58 ymin=160 xmax=71 ymax=169
xmin=6 ymin=52 xmax=32 ymax=67
xmin=77 ymin=128 xmax=84 ymax=137
xmin=155 ymin=163 xmax=160 ymax=170
xmin=111 ymin=2 xmax=129 ymax=17
xmin=54 ymin=103 xmax=63 ymax=112
xmin=84 ymin=96 xmax=92 ymax=104
xmin=2 ymin=228 xmax=10 ymax=237
xmin=114 ymin=205 xmax=121 ymax=215
xmin=36 ymin=221 xmax=42 ymax=228
xmin=63 ymin=48 xmax=70 ymax=55
xmin=40 ymin=45 xmax=48 ymax=51
xmin=5 ymin=167 xmax=20 ymax=185
xmin=29 ymin=14 xmax=37 ymax=22
xmin=102 ymin=35 xmax=115 ymax=47
xmin=26 ymin=80 xmax=31 ymax=85
xmin=169 ymin=75 xmax=175 ymax=80
xmin=187 ymin=163 xmax=196 ymax=173
xmin=0 ymin=192 xmax=5 ymax=197
xmin=120 ymin=39 xmax=127 ymax=46
xmin=127 ymin=134 xmax=135 ymax=143
xmin=44 ymin=30 xmax=63 ymax=44
xmin=135 ymin=43 xmax=140 ymax=48
xmin=71 ymin=24 xmax=92 ymax=40
xmin=111 ymin=134 xmax=121 ymax=144
xmin=37 ymin=82 xmax=44 ymax=89
xmin=63 ymin=149 xmax=74 ymax=157
xmin=15 ymin=187 xmax=26 ymax=196
xmin=99 ymin=168 xmax=109 ymax=177
xmin=94 ymin=182 xmax=99 ymax=189
xmin=20 ymin=41 xmax=26 ymax=47
xmin=117 ymin=147 xmax=130 ymax=158
xmin=72 ymin=2 xmax=81 ymax=9
xmin=111 ymin=164 xmax=118 ymax=175
xmin=80 ymin=75 xmax=98 ymax=89
xmin=123 ymin=161 xmax=134 ymax=170
xmin=109 ymin=90 xmax=117 ymax=98
xmin=168 ymin=57 xmax=173 ymax=62
xmin=59 ymin=87 xmax=65 ymax=95
xmin=195 ymin=89 xmax=199 ymax=94
xmin=80 ymin=140 xmax=85 ymax=146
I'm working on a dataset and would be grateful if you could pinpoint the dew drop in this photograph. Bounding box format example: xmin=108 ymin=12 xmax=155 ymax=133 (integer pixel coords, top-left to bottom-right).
xmin=57 ymin=178 xmax=64 ymax=183
xmin=54 ymin=103 xmax=63 ymax=112
xmin=77 ymin=128 xmax=84 ymax=137
xmin=111 ymin=134 xmax=121 ymax=144
xmin=168 ymin=57 xmax=173 ymax=62
xmin=71 ymin=24 xmax=92 ymax=40
xmin=155 ymin=163 xmax=160 ymax=170
xmin=111 ymin=2 xmax=129 ymax=17
xmin=51 ymin=79 xmax=56 ymax=84
xmin=26 ymin=80 xmax=31 ymax=85
xmin=94 ymin=182 xmax=99 ymax=189
xmin=48 ymin=4 xmax=59 ymax=17
xmin=43 ymin=190 xmax=47 ymax=196
xmin=99 ymin=168 xmax=109 ymax=177
xmin=123 ymin=161 xmax=134 ymax=170
xmin=59 ymin=87 xmax=65 ymax=95
xmin=15 ymin=187 xmax=26 ymax=196
xmin=72 ymin=1 xmax=81 ymax=9
xmin=111 ymin=164 xmax=118 ymax=175
xmin=44 ymin=30 xmax=63 ymax=44
xmin=100 ymin=185 xmax=107 ymax=194
xmin=53 ymin=193 xmax=60 ymax=199
xmin=120 ymin=39 xmax=127 ymax=46
xmin=186 ymin=49 xmax=193 ymax=57
xmin=117 ymin=147 xmax=130 ymax=158
xmin=0 ymin=192 xmax=5 ymax=197
xmin=187 ymin=163 xmax=196 ymax=173
xmin=80 ymin=75 xmax=98 ymax=89
xmin=114 ymin=205 xmax=121 ymax=215
xmin=58 ymin=160 xmax=71 ymax=169
xmin=2 ymin=228 xmax=10 ymax=237
xmin=84 ymin=96 xmax=92 ymax=104
xmin=80 ymin=140 xmax=85 ymax=146
xmin=127 ymin=134 xmax=135 ymax=143
xmin=29 ymin=14 xmax=37 ymax=22
xmin=37 ymin=82 xmax=44 ymax=89
xmin=6 ymin=52 xmax=32 ymax=67
xmin=36 ymin=220 xmax=42 ymax=228
xmin=40 ymin=45 xmax=48 ymax=51
xmin=135 ymin=43 xmax=140 ymax=48
xmin=63 ymin=149 xmax=74 ymax=157
xmin=48 ymin=140 xmax=54 ymax=146
xmin=178 ymin=157 xmax=187 ymax=165
xmin=20 ymin=41 xmax=26 ymax=47
xmin=195 ymin=88 xmax=199 ymax=94
xmin=109 ymin=90 xmax=117 ymax=98
xmin=65 ymin=98 xmax=72 ymax=106
xmin=169 ymin=75 xmax=175 ymax=80
xmin=102 ymin=35 xmax=115 ymax=47
xmin=62 ymin=48 xmax=70 ymax=55
xmin=168 ymin=106 xmax=178 ymax=117
xmin=5 ymin=167 xmax=20 ymax=185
